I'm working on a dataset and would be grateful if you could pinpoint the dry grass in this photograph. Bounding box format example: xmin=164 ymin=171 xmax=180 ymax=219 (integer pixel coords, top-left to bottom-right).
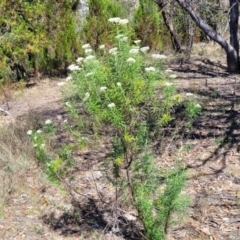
xmin=0 ymin=118 xmax=87 ymax=240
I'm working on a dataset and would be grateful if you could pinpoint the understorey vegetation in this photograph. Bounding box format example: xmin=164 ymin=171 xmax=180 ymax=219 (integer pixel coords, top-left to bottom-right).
xmin=27 ymin=18 xmax=201 ymax=239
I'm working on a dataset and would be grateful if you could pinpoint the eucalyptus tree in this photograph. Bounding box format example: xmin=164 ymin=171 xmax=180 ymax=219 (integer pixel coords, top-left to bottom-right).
xmin=154 ymin=0 xmax=239 ymax=73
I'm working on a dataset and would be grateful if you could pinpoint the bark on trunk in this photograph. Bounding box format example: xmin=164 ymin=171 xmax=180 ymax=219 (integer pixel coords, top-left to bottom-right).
xmin=229 ymin=0 xmax=239 ymax=72
xmin=186 ymin=16 xmax=193 ymax=56
xmin=155 ymin=0 xmax=182 ymax=52
xmin=174 ymin=0 xmax=239 ymax=73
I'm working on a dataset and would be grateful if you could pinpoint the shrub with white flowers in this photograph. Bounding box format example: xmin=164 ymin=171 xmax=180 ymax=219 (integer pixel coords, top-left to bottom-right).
xmin=61 ymin=17 xmax=202 ymax=240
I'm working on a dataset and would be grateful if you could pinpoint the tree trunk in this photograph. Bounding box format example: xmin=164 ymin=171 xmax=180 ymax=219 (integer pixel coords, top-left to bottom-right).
xmin=174 ymin=0 xmax=239 ymax=73
xmin=186 ymin=16 xmax=193 ymax=56
xmin=229 ymin=0 xmax=239 ymax=72
xmin=155 ymin=0 xmax=182 ymax=52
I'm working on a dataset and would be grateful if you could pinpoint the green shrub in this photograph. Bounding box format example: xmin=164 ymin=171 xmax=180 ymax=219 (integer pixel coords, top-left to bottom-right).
xmin=80 ymin=0 xmax=128 ymax=50
xmin=133 ymin=0 xmax=163 ymax=50
xmin=64 ymin=18 xmax=200 ymax=238
xmin=0 ymin=0 xmax=79 ymax=81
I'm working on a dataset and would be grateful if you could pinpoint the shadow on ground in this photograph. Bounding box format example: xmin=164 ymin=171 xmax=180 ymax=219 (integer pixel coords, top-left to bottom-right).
xmin=42 ymin=198 xmax=144 ymax=239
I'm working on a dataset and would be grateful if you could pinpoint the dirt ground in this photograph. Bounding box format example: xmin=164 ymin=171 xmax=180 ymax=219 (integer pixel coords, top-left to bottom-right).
xmin=0 ymin=46 xmax=240 ymax=240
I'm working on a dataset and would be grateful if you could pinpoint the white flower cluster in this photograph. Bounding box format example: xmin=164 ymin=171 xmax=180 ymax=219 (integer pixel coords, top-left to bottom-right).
xmin=165 ymin=82 xmax=173 ymax=87
xmin=84 ymin=55 xmax=95 ymax=62
xmin=76 ymin=57 xmax=84 ymax=63
xmin=99 ymin=44 xmax=105 ymax=50
xmin=83 ymin=92 xmax=90 ymax=102
xmin=169 ymin=74 xmax=177 ymax=79
xmin=108 ymin=103 xmax=115 ymax=108
xmin=66 ymin=76 xmax=72 ymax=81
xmin=109 ymin=47 xmax=118 ymax=55
xmin=85 ymin=48 xmax=93 ymax=54
xmin=45 ymin=119 xmax=52 ymax=125
xmin=65 ymin=101 xmax=71 ymax=107
xmin=129 ymin=48 xmax=139 ymax=54
xmin=27 ymin=130 xmax=32 ymax=135
xmin=100 ymin=86 xmax=107 ymax=92
xmin=134 ymin=40 xmax=141 ymax=45
xmin=186 ymin=93 xmax=194 ymax=97
xmin=108 ymin=17 xmax=129 ymax=25
xmin=82 ymin=43 xmax=91 ymax=49
xmin=152 ymin=54 xmax=167 ymax=59
xmin=140 ymin=46 xmax=149 ymax=53
xmin=127 ymin=57 xmax=136 ymax=63
xmin=57 ymin=82 xmax=66 ymax=86
xmin=196 ymin=104 xmax=201 ymax=108
xmin=145 ymin=67 xmax=156 ymax=72
xmin=85 ymin=72 xmax=94 ymax=77
xmin=68 ymin=64 xmax=81 ymax=71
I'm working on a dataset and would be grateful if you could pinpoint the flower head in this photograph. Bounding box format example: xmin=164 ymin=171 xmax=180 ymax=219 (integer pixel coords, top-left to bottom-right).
xmin=83 ymin=92 xmax=90 ymax=102
xmin=76 ymin=57 xmax=84 ymax=63
xmin=134 ymin=40 xmax=141 ymax=45
xmin=115 ymin=34 xmax=125 ymax=39
xmin=140 ymin=46 xmax=150 ymax=53
xmin=109 ymin=47 xmax=118 ymax=54
xmin=127 ymin=57 xmax=136 ymax=63
xmin=100 ymin=86 xmax=107 ymax=92
xmin=65 ymin=101 xmax=71 ymax=107
xmin=45 ymin=119 xmax=52 ymax=125
xmin=85 ymin=72 xmax=94 ymax=77
xmin=145 ymin=67 xmax=156 ymax=72
xmin=85 ymin=48 xmax=93 ymax=54
xmin=82 ymin=43 xmax=91 ymax=49
xmin=66 ymin=76 xmax=72 ymax=81
xmin=27 ymin=130 xmax=32 ymax=135
xmin=68 ymin=64 xmax=81 ymax=71
xmin=40 ymin=144 xmax=45 ymax=149
xmin=99 ymin=44 xmax=105 ymax=49
xmin=165 ymin=82 xmax=173 ymax=86
xmin=57 ymin=82 xmax=66 ymax=86
xmin=36 ymin=130 xmax=42 ymax=134
xmin=108 ymin=17 xmax=121 ymax=23
xmin=117 ymin=82 xmax=121 ymax=87
xmin=129 ymin=48 xmax=139 ymax=54
xmin=84 ymin=55 xmax=95 ymax=62
xmin=110 ymin=51 xmax=118 ymax=55
xmin=186 ymin=93 xmax=194 ymax=97
xmin=152 ymin=54 xmax=167 ymax=59
xmin=108 ymin=102 xmax=115 ymax=108
xmin=119 ymin=19 xmax=129 ymax=25
xmin=169 ymin=74 xmax=177 ymax=79
xmin=196 ymin=104 xmax=201 ymax=108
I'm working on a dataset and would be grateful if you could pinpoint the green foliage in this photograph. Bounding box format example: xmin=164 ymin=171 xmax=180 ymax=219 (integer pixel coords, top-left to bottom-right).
xmin=27 ymin=16 xmax=202 ymax=238
xmin=132 ymin=154 xmax=188 ymax=240
xmin=27 ymin=122 xmax=73 ymax=183
xmin=46 ymin=158 xmax=64 ymax=183
xmin=0 ymin=0 xmax=46 ymax=79
xmin=80 ymin=0 xmax=128 ymax=50
xmin=64 ymin=19 xmax=198 ymax=238
xmin=41 ymin=0 xmax=80 ymax=73
xmin=0 ymin=0 xmax=79 ymax=81
xmin=133 ymin=0 xmax=163 ymax=50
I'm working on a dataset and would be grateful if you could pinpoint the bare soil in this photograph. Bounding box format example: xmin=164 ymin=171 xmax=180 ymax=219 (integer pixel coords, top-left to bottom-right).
xmin=0 ymin=48 xmax=240 ymax=240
